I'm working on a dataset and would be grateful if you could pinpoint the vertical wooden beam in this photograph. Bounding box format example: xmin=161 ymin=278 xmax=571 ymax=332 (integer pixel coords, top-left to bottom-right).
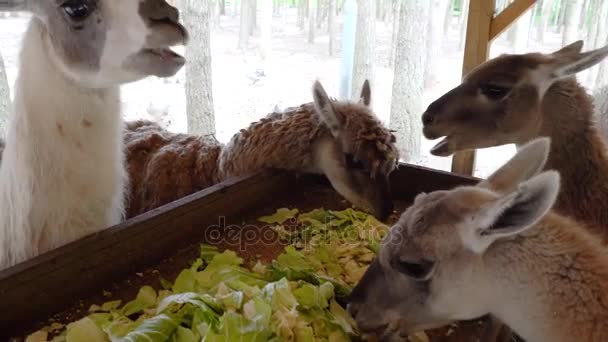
xmin=451 ymin=0 xmax=495 ymax=176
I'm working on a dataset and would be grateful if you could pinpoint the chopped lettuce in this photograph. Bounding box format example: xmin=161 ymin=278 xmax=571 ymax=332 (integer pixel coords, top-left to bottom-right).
xmin=65 ymin=317 xmax=108 ymax=342
xmin=258 ymin=208 xmax=299 ymax=224
xmin=29 ymin=208 xmax=428 ymax=342
xmin=119 ymin=313 xmax=181 ymax=342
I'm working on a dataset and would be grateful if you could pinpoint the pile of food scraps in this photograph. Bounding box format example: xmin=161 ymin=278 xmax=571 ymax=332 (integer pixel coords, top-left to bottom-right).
xmin=26 ymin=208 xmax=429 ymax=342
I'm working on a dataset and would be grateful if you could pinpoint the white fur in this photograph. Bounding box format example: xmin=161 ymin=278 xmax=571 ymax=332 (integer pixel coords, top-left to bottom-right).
xmin=0 ymin=20 xmax=126 ymax=269
xmin=0 ymin=0 xmax=186 ymax=269
xmin=0 ymin=0 xmax=159 ymax=269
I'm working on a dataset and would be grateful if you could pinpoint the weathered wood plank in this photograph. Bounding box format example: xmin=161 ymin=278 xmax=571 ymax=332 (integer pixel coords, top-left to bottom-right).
xmin=0 ymin=164 xmax=477 ymax=338
xmin=0 ymin=171 xmax=294 ymax=338
xmin=391 ymin=162 xmax=478 ymax=201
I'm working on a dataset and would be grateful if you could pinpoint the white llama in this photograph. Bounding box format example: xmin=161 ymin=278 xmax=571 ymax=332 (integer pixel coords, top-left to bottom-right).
xmin=0 ymin=0 xmax=188 ymax=269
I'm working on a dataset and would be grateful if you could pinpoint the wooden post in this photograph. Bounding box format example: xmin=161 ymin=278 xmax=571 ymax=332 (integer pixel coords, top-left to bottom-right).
xmin=451 ymin=0 xmax=536 ymax=176
xmin=451 ymin=0 xmax=495 ymax=175
xmin=490 ymin=0 xmax=536 ymax=40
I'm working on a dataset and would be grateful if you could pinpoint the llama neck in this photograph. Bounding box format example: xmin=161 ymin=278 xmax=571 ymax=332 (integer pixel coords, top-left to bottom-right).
xmin=484 ymin=215 xmax=608 ymax=342
xmin=6 ymin=18 xmax=123 ymax=182
xmin=521 ymin=78 xmax=608 ymax=239
xmin=0 ymin=19 xmax=125 ymax=266
xmin=218 ymin=104 xmax=326 ymax=179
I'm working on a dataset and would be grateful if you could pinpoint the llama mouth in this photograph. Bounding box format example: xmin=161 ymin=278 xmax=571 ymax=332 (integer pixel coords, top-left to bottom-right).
xmin=143 ymin=47 xmax=185 ymax=64
xmin=430 ymin=137 xmax=453 ymax=156
xmin=128 ymin=45 xmax=186 ymax=78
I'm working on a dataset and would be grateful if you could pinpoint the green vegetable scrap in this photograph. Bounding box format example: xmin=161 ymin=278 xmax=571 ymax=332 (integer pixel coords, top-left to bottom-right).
xmin=266 ymin=208 xmax=389 ymax=288
xmin=27 ymin=208 xmax=428 ymax=342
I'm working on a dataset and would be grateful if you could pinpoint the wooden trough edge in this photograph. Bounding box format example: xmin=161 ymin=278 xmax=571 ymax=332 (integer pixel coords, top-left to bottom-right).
xmin=0 ymin=163 xmax=478 ymax=338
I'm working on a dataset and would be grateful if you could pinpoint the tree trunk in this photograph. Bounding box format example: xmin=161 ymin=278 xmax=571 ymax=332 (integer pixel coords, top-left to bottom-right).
xmin=273 ymin=0 xmax=281 ymax=15
xmin=238 ymin=0 xmax=251 ymax=49
xmin=328 ymin=0 xmax=336 ymax=55
xmin=425 ymin=0 xmax=450 ymax=88
xmin=352 ymin=0 xmax=375 ymax=97
xmin=585 ymin=0 xmax=599 ymax=42
xmin=459 ymin=0 xmax=469 ymax=50
xmin=443 ymin=0 xmax=453 ymax=35
xmin=182 ymin=0 xmax=216 ymax=136
xmin=588 ymin=0 xmax=608 ymax=85
xmin=376 ymin=0 xmax=383 ymax=20
xmin=298 ymin=0 xmax=307 ymax=29
xmin=220 ymin=0 xmax=226 ymax=15
xmin=537 ymin=0 xmax=553 ymax=43
xmin=383 ymin=0 xmax=393 ymax=23
xmin=508 ymin=6 xmax=533 ymax=53
xmin=495 ymin=0 xmax=508 ymax=11
xmin=562 ymin=0 xmax=584 ymax=42
xmin=317 ymin=0 xmax=325 ymax=28
xmin=593 ymin=84 xmax=608 ymax=140
xmin=308 ymin=0 xmax=316 ymax=43
xmin=211 ymin=0 xmax=221 ymax=28
xmin=0 ymin=51 xmax=9 ymax=138
xmin=597 ymin=58 xmax=608 ymax=90
xmin=458 ymin=0 xmax=469 ymax=24
xmin=579 ymin=0 xmax=589 ymax=30
xmin=249 ymin=0 xmax=257 ymax=36
xmin=557 ymin=0 xmax=567 ymax=32
xmin=232 ymin=0 xmax=238 ymax=17
xmin=260 ymin=0 xmax=273 ymax=60
xmin=388 ymin=0 xmax=400 ymax=67
xmin=390 ymin=0 xmax=429 ymax=162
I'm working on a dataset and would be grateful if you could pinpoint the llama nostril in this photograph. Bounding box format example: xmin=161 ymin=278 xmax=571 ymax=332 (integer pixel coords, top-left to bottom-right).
xmin=422 ymin=112 xmax=435 ymax=126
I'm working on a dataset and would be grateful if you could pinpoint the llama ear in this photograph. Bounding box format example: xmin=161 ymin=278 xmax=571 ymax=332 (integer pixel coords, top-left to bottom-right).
xmin=312 ymin=80 xmax=342 ymax=137
xmin=359 ymin=80 xmax=372 ymax=107
xmin=478 ymin=137 xmax=551 ymax=193
xmin=465 ymin=171 xmax=560 ymax=254
xmin=552 ymin=40 xmax=584 ymax=56
xmin=547 ymin=43 xmax=608 ymax=79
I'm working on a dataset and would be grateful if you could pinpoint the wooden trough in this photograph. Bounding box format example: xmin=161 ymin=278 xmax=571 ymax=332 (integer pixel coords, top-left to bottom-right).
xmin=0 ymin=163 xmax=486 ymax=341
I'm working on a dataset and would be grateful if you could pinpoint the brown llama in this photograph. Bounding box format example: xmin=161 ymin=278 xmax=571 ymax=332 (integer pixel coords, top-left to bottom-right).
xmin=422 ymin=41 xmax=608 ymax=242
xmin=124 ymin=80 xmax=400 ymax=221
xmin=349 ymin=138 xmax=608 ymax=342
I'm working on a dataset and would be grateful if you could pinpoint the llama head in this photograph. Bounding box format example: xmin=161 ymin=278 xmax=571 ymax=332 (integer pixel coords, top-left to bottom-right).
xmin=5 ymin=0 xmax=188 ymax=87
xmin=312 ymin=80 xmax=399 ymax=221
xmin=421 ymin=40 xmax=608 ymax=156
xmin=347 ymin=138 xmax=560 ymax=339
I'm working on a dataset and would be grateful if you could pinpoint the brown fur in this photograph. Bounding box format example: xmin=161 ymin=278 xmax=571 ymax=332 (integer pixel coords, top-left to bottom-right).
xmin=492 ymin=213 xmax=608 ymax=339
xmin=124 ymin=120 xmax=222 ymax=217
xmin=539 ymin=79 xmax=608 ymax=241
xmin=124 ymin=99 xmax=398 ymax=218
xmin=219 ymin=102 xmax=397 ymax=179
xmin=422 ymin=44 xmax=608 ymax=243
xmin=423 ymin=52 xmax=608 ymax=340
xmin=349 ymin=139 xmax=608 ymax=341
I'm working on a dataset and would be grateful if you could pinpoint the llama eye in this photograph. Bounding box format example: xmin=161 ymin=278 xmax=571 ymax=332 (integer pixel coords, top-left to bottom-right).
xmin=62 ymin=0 xmax=93 ymax=21
xmin=394 ymin=258 xmax=435 ymax=281
xmin=480 ymin=84 xmax=510 ymax=100
xmin=344 ymin=153 xmax=365 ymax=170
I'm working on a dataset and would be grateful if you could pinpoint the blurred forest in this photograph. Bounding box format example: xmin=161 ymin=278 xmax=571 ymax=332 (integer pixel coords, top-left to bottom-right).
xmin=0 ymin=0 xmax=607 ymax=169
